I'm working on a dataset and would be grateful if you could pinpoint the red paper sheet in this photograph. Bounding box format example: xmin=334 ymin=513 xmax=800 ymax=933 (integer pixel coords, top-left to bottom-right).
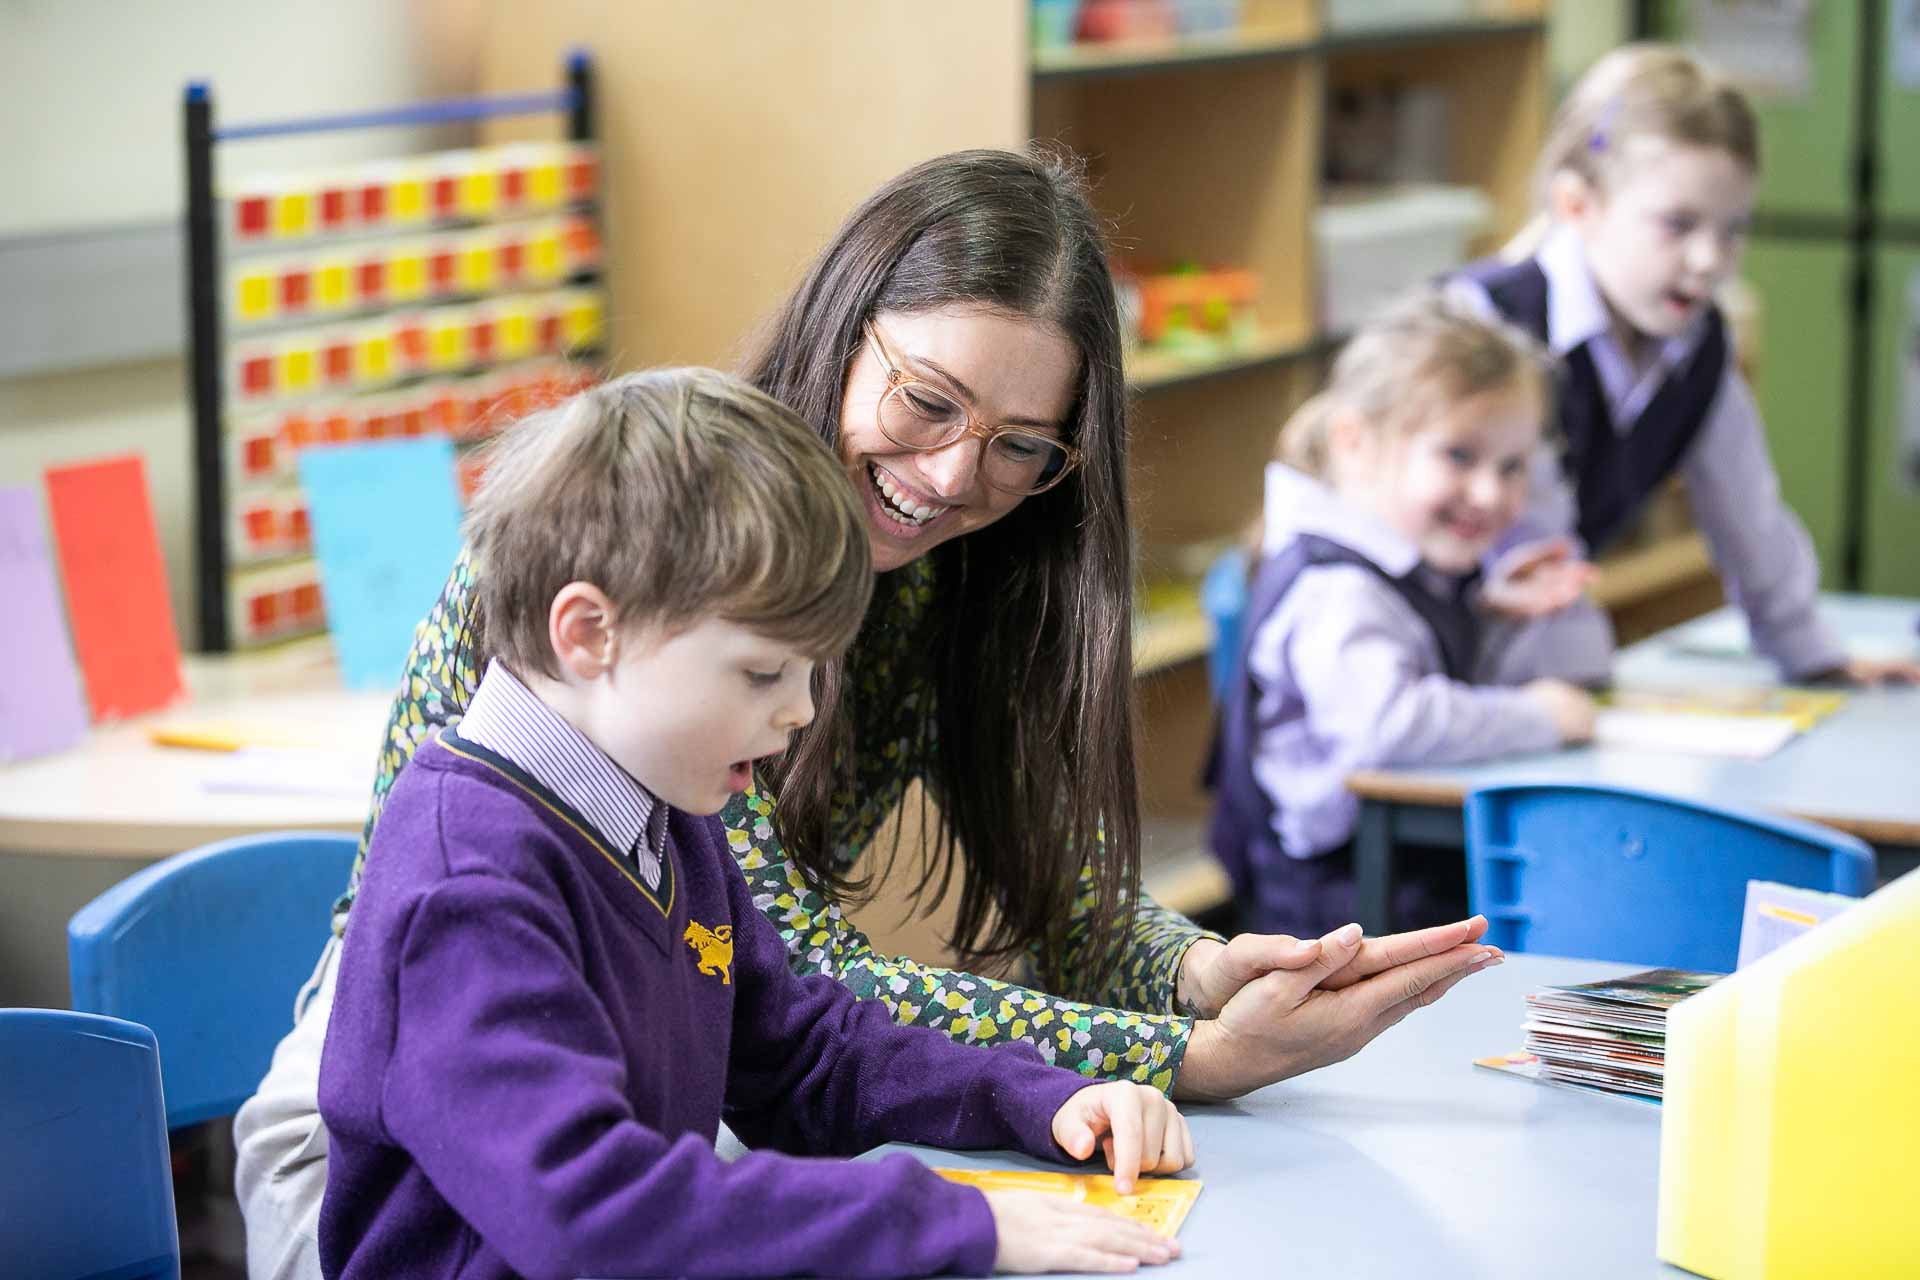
xmin=44 ymin=455 xmax=184 ymax=719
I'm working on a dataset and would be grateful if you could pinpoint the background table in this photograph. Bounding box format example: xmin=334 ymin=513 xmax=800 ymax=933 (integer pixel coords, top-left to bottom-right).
xmin=0 ymin=641 xmax=388 ymax=1006
xmin=873 ymin=953 xmax=1685 ymax=1278
xmin=1344 ymin=595 xmax=1920 ymax=931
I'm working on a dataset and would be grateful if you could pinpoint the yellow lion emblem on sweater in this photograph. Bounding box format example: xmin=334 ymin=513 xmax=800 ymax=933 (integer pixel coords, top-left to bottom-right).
xmin=683 ymin=921 xmax=733 ymax=985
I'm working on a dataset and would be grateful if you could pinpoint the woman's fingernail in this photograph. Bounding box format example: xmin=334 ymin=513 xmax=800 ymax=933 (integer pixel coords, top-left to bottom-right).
xmin=1336 ymin=923 xmax=1363 ymax=945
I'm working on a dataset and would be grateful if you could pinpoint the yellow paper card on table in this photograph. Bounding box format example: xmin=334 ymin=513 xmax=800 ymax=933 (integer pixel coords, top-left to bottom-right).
xmin=1604 ymin=688 xmax=1848 ymax=732
xmin=1658 ymin=868 xmax=1920 ymax=1278
xmin=933 ymin=1169 xmax=1201 ymax=1238
xmin=148 ymin=721 xmax=324 ymax=753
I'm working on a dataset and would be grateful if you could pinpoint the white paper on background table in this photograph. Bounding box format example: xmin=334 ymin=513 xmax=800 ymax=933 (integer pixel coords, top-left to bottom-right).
xmin=201 ymin=747 xmax=372 ymax=798
xmin=1593 ymin=708 xmax=1800 ymax=759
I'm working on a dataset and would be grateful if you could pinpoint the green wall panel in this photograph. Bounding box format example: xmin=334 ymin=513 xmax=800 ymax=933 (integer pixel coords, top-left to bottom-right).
xmin=1653 ymin=0 xmax=1861 ymax=222
xmin=1861 ymin=244 xmax=1920 ymax=594
xmin=1877 ymin=0 xmax=1920 ymax=222
xmin=1743 ymin=237 xmax=1855 ymax=584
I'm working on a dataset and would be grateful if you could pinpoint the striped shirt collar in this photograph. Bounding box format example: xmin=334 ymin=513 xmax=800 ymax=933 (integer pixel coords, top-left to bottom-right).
xmin=457 ymin=659 xmax=669 ymax=878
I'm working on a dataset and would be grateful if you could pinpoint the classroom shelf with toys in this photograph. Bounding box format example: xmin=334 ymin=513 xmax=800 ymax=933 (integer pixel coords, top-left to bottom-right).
xmin=184 ymin=54 xmax=610 ymax=653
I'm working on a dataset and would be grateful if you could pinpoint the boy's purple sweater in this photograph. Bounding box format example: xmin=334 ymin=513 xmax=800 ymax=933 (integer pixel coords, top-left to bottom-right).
xmin=317 ymin=732 xmax=1093 ymax=1279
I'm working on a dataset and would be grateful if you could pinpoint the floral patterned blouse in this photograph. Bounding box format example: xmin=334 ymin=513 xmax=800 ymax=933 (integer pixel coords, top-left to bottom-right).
xmin=334 ymin=550 xmax=1219 ymax=1092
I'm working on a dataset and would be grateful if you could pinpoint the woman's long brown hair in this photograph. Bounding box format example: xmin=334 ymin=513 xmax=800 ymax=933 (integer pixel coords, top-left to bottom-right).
xmin=742 ymin=147 xmax=1140 ymax=995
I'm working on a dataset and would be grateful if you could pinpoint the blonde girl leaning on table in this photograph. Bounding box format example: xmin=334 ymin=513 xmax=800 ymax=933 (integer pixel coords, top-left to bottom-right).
xmin=235 ymin=148 xmax=1503 ymax=1280
xmin=1454 ymin=44 xmax=1920 ymax=688
xmin=1209 ymin=294 xmax=1596 ymax=942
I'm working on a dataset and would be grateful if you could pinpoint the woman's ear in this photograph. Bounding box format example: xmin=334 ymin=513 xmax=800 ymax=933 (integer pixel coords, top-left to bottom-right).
xmin=548 ymin=582 xmax=619 ymax=681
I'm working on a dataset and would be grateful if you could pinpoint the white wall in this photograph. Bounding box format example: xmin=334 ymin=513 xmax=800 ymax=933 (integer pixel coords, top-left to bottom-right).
xmin=0 ymin=0 xmax=486 ymax=648
xmin=0 ymin=0 xmax=481 ymax=236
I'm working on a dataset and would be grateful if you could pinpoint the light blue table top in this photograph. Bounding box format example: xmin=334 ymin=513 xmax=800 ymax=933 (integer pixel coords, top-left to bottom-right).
xmin=872 ymin=953 xmax=1684 ymax=1278
xmin=1370 ymin=595 xmax=1920 ymax=841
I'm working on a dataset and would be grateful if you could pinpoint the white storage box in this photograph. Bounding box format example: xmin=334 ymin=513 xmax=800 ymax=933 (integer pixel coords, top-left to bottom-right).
xmin=1324 ymin=0 xmax=1477 ymax=30
xmin=1314 ymin=184 xmax=1493 ymax=333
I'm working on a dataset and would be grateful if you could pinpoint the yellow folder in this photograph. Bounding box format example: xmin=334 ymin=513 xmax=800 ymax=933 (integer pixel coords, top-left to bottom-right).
xmin=933 ymin=1168 xmax=1201 ymax=1238
xmin=1657 ymin=869 xmax=1920 ymax=1278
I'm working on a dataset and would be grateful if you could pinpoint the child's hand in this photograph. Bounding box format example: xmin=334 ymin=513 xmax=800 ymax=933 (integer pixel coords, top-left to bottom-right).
xmin=1051 ymin=1082 xmax=1194 ymax=1194
xmin=1482 ymin=538 xmax=1596 ymax=620
xmin=985 ymin=1189 xmax=1179 ymax=1273
xmin=1524 ymin=678 xmax=1597 ymax=742
xmin=1842 ymin=656 xmax=1920 ymax=685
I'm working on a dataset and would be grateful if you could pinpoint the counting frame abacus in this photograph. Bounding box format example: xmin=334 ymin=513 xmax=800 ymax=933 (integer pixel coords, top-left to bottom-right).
xmin=184 ymin=52 xmax=608 ymax=650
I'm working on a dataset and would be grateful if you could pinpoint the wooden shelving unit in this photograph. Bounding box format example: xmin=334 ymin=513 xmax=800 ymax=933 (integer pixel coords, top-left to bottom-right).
xmin=1047 ymin=0 xmax=1550 ymax=893
xmin=479 ymin=0 xmax=1553 ymax=940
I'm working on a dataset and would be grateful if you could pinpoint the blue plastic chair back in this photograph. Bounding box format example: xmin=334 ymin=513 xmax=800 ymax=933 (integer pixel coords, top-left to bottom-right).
xmin=1465 ymin=783 xmax=1876 ymax=971
xmin=1201 ymin=547 xmax=1250 ymax=703
xmin=68 ymin=831 xmax=357 ymax=1128
xmin=0 ymin=1008 xmax=181 ymax=1280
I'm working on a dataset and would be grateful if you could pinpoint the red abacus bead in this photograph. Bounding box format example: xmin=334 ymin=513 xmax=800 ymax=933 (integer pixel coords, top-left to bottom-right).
xmin=320 ymin=188 xmax=350 ymax=229
xmin=323 ymin=343 xmax=354 ymax=385
xmin=236 ymin=196 xmax=270 ymax=238
xmin=242 ymin=355 xmax=274 ymax=396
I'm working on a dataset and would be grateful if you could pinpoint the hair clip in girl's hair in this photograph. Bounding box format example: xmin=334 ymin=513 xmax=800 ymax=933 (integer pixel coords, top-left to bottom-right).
xmin=1588 ymin=99 xmax=1622 ymax=154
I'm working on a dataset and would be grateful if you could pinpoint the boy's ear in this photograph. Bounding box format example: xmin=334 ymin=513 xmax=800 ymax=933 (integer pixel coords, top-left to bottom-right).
xmin=1547 ymin=168 xmax=1597 ymax=227
xmin=549 ymin=582 xmax=619 ymax=679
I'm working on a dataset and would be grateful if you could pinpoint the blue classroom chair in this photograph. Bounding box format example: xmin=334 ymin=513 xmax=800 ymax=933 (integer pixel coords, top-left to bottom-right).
xmin=1201 ymin=546 xmax=1250 ymax=703
xmin=68 ymin=831 xmax=357 ymax=1129
xmin=1464 ymin=783 xmax=1876 ymax=972
xmin=0 ymin=1008 xmax=181 ymax=1280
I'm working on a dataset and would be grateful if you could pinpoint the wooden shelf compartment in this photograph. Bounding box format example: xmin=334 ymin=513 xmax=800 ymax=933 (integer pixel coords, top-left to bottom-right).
xmin=1322 ymin=23 xmax=1548 ymax=256
xmin=1127 ymin=360 xmax=1322 ymax=557
xmin=1034 ymin=52 xmax=1318 ymax=348
xmin=1125 ymin=323 xmax=1328 ymax=392
xmin=1318 ymin=15 xmax=1545 ymax=53
xmin=1032 ymin=0 xmax=1317 ymax=80
xmin=1141 ymin=815 xmax=1233 ymax=918
xmin=1029 ymin=1 xmax=1546 ymax=80
xmin=1135 ymin=606 xmax=1214 ymax=676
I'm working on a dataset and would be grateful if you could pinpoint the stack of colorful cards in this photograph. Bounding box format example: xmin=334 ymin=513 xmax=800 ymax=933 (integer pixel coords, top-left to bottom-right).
xmin=1476 ymin=968 xmax=1721 ymax=1107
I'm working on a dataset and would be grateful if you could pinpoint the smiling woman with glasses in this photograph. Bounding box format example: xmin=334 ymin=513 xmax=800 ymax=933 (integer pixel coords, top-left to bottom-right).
xmin=235 ymin=147 xmax=1502 ymax=1280
xmin=864 ymin=319 xmax=1082 ymax=495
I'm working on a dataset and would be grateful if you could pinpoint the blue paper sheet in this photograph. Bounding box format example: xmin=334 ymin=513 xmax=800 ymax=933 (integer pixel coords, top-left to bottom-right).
xmin=298 ymin=439 xmax=465 ymax=689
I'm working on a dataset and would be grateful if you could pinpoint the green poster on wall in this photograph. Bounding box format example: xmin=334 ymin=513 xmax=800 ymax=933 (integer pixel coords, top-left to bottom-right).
xmin=1658 ymin=0 xmax=1860 ymax=222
